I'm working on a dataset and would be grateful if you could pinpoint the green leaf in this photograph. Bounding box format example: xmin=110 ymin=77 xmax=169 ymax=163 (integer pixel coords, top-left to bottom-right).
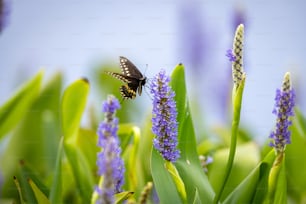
xmin=18 ymin=160 xmax=49 ymax=204
xmin=0 ymin=71 xmax=43 ymax=139
xmin=120 ymin=125 xmax=140 ymax=191
xmin=151 ymin=148 xmax=182 ymax=204
xmin=165 ymin=161 xmax=186 ymax=202
xmin=28 ymin=179 xmax=51 ymax=204
xmin=0 ymin=73 xmax=62 ymax=198
xmin=115 ymin=191 xmax=134 ymax=203
xmin=273 ymin=156 xmax=287 ymax=203
xmin=192 ymin=189 xmax=201 ymax=204
xmin=223 ymin=149 xmax=275 ymax=203
xmin=171 ymin=64 xmax=214 ymax=203
xmin=208 ymin=142 xmax=259 ymax=201
xmin=267 ymin=153 xmax=286 ymax=203
xmin=61 ymin=78 xmax=93 ymax=202
xmin=286 ymin=108 xmax=306 ymax=202
xmin=61 ymin=78 xmax=89 ymax=143
xmin=252 ymin=150 xmax=275 ymax=203
xmin=49 ymin=137 xmax=63 ymax=203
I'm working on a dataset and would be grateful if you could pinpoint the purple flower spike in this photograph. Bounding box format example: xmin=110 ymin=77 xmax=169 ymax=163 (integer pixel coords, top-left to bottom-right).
xmin=96 ymin=95 xmax=125 ymax=204
xmin=150 ymin=70 xmax=180 ymax=162
xmin=269 ymin=73 xmax=295 ymax=154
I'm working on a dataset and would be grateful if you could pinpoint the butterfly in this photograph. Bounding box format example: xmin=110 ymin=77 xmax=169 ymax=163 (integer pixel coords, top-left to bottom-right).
xmin=105 ymin=56 xmax=147 ymax=99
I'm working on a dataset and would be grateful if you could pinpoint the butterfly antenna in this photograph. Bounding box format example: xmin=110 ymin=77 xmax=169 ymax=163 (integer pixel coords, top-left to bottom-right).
xmin=144 ymin=78 xmax=153 ymax=100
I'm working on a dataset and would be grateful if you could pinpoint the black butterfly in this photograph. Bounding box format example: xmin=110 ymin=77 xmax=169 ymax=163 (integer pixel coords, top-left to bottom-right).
xmin=105 ymin=56 xmax=147 ymax=99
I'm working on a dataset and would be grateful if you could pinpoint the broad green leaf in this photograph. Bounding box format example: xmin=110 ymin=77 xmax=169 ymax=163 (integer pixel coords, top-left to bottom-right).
xmin=171 ymin=64 xmax=214 ymax=203
xmin=121 ymin=125 xmax=140 ymax=192
xmin=78 ymin=128 xmax=99 ymax=173
xmin=267 ymin=153 xmax=284 ymax=203
xmin=49 ymin=137 xmax=63 ymax=204
xmin=223 ymin=149 xmax=275 ymax=203
xmin=61 ymin=78 xmax=92 ymax=202
xmin=61 ymin=78 xmax=89 ymax=143
xmin=136 ymin=115 xmax=155 ymax=197
xmin=286 ymin=108 xmax=306 ymax=203
xmin=252 ymin=150 xmax=275 ymax=203
xmin=208 ymin=142 xmax=259 ymax=201
xmin=273 ymin=157 xmax=287 ymax=203
xmin=118 ymin=123 xmax=140 ymax=154
xmin=151 ymin=148 xmax=182 ymax=204
xmin=28 ymin=179 xmax=51 ymax=204
xmin=0 ymin=71 xmax=43 ymax=138
xmin=192 ymin=189 xmax=201 ymax=204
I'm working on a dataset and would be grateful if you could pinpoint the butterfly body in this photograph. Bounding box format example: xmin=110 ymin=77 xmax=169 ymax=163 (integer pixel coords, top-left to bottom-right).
xmin=106 ymin=56 xmax=147 ymax=99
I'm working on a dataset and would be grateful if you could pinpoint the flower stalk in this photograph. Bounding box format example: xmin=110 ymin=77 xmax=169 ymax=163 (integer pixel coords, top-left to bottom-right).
xmin=214 ymin=24 xmax=246 ymax=203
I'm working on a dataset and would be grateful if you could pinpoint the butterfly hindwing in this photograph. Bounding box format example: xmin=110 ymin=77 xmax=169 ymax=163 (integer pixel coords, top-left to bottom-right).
xmin=106 ymin=56 xmax=147 ymax=100
xmin=120 ymin=84 xmax=136 ymax=99
xmin=105 ymin=72 xmax=131 ymax=83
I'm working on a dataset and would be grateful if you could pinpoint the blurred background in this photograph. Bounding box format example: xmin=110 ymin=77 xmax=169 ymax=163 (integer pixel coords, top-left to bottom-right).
xmin=0 ymin=0 xmax=305 ymax=144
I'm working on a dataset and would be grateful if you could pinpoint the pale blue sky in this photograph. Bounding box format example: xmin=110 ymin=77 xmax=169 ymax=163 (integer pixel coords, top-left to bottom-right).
xmin=0 ymin=0 xmax=305 ymax=143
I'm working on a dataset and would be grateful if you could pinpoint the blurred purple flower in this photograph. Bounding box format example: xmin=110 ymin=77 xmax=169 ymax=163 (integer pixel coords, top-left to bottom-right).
xmin=96 ymin=95 xmax=125 ymax=204
xmin=269 ymin=73 xmax=295 ymax=154
xmin=232 ymin=4 xmax=247 ymax=32
xmin=0 ymin=0 xmax=10 ymax=33
xmin=150 ymin=69 xmax=180 ymax=162
xmin=178 ymin=2 xmax=209 ymax=72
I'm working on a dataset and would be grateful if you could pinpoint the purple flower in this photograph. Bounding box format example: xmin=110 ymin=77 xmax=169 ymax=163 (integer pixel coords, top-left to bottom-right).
xmin=96 ymin=95 xmax=125 ymax=204
xmin=269 ymin=73 xmax=295 ymax=154
xmin=0 ymin=0 xmax=10 ymax=33
xmin=226 ymin=49 xmax=236 ymax=62
xmin=150 ymin=70 xmax=180 ymax=162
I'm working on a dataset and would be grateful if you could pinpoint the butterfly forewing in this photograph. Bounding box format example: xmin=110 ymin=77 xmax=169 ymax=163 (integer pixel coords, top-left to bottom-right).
xmin=119 ymin=56 xmax=144 ymax=78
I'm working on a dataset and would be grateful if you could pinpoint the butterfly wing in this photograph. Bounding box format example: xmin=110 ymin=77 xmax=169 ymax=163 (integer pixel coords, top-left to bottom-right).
xmin=120 ymin=84 xmax=136 ymax=99
xmin=105 ymin=71 xmax=131 ymax=83
xmin=119 ymin=56 xmax=144 ymax=78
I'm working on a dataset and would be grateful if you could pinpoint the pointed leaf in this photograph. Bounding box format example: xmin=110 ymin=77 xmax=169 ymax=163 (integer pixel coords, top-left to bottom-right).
xmin=49 ymin=138 xmax=63 ymax=203
xmin=28 ymin=179 xmax=51 ymax=204
xmin=61 ymin=78 xmax=92 ymax=202
xmin=0 ymin=71 xmax=43 ymax=138
xmin=171 ymin=64 xmax=214 ymax=203
xmin=115 ymin=191 xmax=134 ymax=203
xmin=151 ymin=148 xmax=182 ymax=204
xmin=223 ymin=150 xmax=275 ymax=203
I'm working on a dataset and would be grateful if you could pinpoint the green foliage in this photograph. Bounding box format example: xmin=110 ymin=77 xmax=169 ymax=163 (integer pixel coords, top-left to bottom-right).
xmin=0 ymin=62 xmax=305 ymax=204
